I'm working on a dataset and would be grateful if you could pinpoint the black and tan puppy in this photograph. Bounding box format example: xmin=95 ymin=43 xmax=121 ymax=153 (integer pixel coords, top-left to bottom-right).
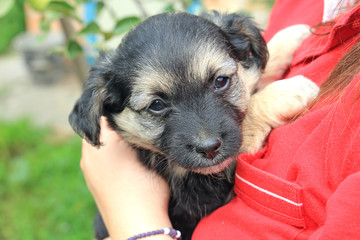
xmin=69 ymin=12 xmax=317 ymax=240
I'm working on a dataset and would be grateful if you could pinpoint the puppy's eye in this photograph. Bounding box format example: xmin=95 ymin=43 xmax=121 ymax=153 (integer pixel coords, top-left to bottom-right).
xmin=148 ymin=99 xmax=167 ymax=114
xmin=214 ymin=76 xmax=231 ymax=90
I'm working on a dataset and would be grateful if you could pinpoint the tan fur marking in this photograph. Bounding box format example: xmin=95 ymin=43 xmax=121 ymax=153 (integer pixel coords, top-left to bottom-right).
xmin=131 ymin=66 xmax=175 ymax=110
xmin=192 ymin=43 xmax=237 ymax=82
xmin=237 ymin=63 xmax=262 ymax=96
xmin=227 ymin=63 xmax=261 ymax=113
xmin=114 ymin=108 xmax=164 ymax=153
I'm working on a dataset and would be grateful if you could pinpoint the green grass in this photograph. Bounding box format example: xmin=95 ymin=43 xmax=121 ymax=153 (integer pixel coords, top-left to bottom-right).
xmin=0 ymin=119 xmax=96 ymax=240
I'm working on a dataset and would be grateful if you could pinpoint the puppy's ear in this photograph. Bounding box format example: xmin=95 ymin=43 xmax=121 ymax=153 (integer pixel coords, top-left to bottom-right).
xmin=202 ymin=11 xmax=268 ymax=70
xmin=69 ymin=52 xmax=118 ymax=146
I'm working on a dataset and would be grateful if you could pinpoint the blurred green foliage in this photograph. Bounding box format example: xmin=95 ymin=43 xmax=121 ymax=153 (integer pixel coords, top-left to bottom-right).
xmin=0 ymin=0 xmax=26 ymax=53
xmin=263 ymin=0 xmax=276 ymax=8
xmin=0 ymin=119 xmax=96 ymax=240
xmin=24 ymin=0 xmax=193 ymax=59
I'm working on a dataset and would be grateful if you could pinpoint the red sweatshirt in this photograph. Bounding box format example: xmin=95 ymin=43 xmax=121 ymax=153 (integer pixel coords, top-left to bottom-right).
xmin=193 ymin=1 xmax=360 ymax=239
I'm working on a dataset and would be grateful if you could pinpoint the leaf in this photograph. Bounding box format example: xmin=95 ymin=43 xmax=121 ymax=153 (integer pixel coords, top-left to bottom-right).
xmin=96 ymin=1 xmax=104 ymax=14
xmin=0 ymin=0 xmax=14 ymax=17
xmin=47 ymin=45 xmax=66 ymax=55
xmin=78 ymin=21 xmax=101 ymax=35
xmin=113 ymin=16 xmax=141 ymax=36
xmin=103 ymin=31 xmax=113 ymax=41
xmin=46 ymin=1 xmax=75 ymax=16
xmin=164 ymin=4 xmax=176 ymax=12
xmin=66 ymin=39 xmax=82 ymax=59
xmin=39 ymin=11 xmax=60 ymax=32
xmin=39 ymin=18 xmax=50 ymax=32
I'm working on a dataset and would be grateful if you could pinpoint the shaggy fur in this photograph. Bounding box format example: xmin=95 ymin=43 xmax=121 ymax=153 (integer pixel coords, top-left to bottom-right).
xmin=69 ymin=12 xmax=318 ymax=240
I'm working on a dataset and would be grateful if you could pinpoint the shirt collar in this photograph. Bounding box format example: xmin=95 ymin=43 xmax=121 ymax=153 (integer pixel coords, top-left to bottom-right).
xmin=323 ymin=0 xmax=356 ymax=22
xmin=292 ymin=4 xmax=360 ymax=66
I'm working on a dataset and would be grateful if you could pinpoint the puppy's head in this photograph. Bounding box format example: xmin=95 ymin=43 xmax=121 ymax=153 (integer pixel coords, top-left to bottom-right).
xmin=69 ymin=12 xmax=268 ymax=174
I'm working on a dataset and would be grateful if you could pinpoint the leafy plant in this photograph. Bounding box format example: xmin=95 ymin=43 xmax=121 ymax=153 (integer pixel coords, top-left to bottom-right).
xmin=0 ymin=0 xmax=196 ymax=83
xmin=26 ymin=0 xmax=142 ymax=59
xmin=0 ymin=119 xmax=95 ymax=240
xmin=22 ymin=0 xmax=195 ymax=59
xmin=0 ymin=0 xmax=26 ymax=53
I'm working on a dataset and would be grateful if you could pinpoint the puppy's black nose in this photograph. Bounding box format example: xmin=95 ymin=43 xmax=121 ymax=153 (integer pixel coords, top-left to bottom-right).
xmin=196 ymin=138 xmax=222 ymax=159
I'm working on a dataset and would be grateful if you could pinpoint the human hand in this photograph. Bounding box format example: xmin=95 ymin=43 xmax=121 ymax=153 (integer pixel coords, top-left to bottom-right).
xmin=80 ymin=117 xmax=172 ymax=239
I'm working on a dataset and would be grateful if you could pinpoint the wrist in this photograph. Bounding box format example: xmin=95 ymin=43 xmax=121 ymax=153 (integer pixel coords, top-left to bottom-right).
xmin=96 ymin=177 xmax=171 ymax=240
xmin=127 ymin=228 xmax=181 ymax=240
xmin=100 ymin=200 xmax=172 ymax=240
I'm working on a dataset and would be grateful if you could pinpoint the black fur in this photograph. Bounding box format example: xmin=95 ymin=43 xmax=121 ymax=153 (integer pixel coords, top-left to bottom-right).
xmin=69 ymin=11 xmax=267 ymax=240
xmin=201 ymin=11 xmax=268 ymax=69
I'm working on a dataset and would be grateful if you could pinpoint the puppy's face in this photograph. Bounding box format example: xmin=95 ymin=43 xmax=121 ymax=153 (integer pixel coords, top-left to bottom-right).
xmin=69 ymin=12 xmax=267 ymax=175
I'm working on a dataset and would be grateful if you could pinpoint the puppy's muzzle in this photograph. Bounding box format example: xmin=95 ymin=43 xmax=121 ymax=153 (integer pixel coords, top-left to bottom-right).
xmin=194 ymin=137 xmax=222 ymax=159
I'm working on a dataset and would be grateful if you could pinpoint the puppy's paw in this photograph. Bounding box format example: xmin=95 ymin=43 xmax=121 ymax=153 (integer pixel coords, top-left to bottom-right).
xmin=241 ymin=75 xmax=319 ymax=153
xmin=262 ymin=75 xmax=319 ymax=127
xmin=258 ymin=25 xmax=311 ymax=89
xmin=240 ymin=123 xmax=272 ymax=154
xmin=269 ymin=24 xmax=311 ymax=52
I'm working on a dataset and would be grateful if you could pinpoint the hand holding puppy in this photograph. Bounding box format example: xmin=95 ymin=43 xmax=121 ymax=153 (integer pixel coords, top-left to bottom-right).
xmin=81 ymin=117 xmax=171 ymax=239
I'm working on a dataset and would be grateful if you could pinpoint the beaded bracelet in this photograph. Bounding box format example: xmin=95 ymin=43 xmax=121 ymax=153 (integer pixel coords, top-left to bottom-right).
xmin=127 ymin=227 xmax=181 ymax=240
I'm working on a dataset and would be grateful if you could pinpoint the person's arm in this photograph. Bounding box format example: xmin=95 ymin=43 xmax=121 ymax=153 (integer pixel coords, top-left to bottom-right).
xmin=80 ymin=117 xmax=172 ymax=239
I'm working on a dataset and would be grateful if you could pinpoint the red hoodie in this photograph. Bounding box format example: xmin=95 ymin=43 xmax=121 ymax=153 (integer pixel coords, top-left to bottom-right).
xmin=193 ymin=1 xmax=360 ymax=239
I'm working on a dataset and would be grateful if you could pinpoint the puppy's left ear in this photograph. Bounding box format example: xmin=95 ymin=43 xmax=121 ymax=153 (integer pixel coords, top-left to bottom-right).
xmin=202 ymin=11 xmax=268 ymax=70
xmin=69 ymin=51 xmax=122 ymax=146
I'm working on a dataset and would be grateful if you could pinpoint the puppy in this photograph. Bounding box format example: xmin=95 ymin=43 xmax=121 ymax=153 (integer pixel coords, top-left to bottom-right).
xmin=69 ymin=11 xmax=318 ymax=240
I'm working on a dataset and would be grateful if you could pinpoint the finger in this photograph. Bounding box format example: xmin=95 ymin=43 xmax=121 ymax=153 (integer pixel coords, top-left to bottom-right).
xmin=99 ymin=117 xmax=122 ymax=144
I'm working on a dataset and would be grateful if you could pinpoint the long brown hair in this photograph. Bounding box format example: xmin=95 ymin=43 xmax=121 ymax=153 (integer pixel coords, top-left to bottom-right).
xmin=317 ymin=40 xmax=360 ymax=102
xmin=293 ymin=40 xmax=360 ymax=120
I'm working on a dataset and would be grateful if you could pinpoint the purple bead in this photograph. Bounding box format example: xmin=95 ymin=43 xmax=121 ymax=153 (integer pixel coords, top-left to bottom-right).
xmin=126 ymin=228 xmax=181 ymax=240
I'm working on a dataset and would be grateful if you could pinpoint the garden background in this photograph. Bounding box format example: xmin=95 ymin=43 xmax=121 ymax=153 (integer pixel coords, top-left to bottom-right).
xmin=0 ymin=0 xmax=273 ymax=239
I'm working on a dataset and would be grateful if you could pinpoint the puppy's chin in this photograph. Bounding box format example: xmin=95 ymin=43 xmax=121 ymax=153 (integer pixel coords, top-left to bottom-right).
xmin=192 ymin=157 xmax=235 ymax=175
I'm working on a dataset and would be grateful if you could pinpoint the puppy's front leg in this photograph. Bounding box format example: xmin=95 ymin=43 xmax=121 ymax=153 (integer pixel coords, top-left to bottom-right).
xmin=258 ymin=25 xmax=311 ymax=90
xmin=241 ymin=75 xmax=319 ymax=153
